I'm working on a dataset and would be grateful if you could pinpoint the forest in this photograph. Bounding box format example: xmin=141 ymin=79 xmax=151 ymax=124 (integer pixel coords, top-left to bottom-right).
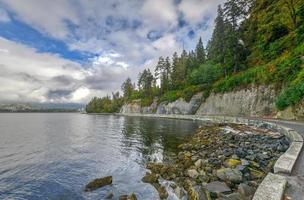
xmin=86 ymin=0 xmax=304 ymax=113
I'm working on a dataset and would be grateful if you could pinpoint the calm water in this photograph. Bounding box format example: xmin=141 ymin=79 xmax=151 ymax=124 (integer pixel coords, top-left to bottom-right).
xmin=0 ymin=113 xmax=200 ymax=200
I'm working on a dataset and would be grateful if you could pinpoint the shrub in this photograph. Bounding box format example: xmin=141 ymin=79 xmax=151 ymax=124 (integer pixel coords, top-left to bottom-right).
xmin=276 ymin=82 xmax=304 ymax=110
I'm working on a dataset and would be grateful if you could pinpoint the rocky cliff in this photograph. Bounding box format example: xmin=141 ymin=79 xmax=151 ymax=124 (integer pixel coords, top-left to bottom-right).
xmin=196 ymin=85 xmax=278 ymax=117
xmin=120 ymin=93 xmax=202 ymax=115
xmin=120 ymin=85 xmax=304 ymax=120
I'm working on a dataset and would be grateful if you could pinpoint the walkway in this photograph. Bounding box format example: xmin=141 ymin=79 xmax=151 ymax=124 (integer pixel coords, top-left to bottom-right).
xmin=266 ymin=119 xmax=304 ymax=200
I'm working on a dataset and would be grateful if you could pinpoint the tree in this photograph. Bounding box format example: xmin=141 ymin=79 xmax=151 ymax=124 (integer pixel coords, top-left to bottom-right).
xmin=208 ymin=5 xmax=225 ymax=65
xmin=138 ymin=69 xmax=154 ymax=98
xmin=223 ymin=0 xmax=249 ymax=73
xmin=121 ymin=77 xmax=134 ymax=100
xmin=195 ymin=37 xmax=206 ymax=64
xmin=155 ymin=56 xmax=171 ymax=93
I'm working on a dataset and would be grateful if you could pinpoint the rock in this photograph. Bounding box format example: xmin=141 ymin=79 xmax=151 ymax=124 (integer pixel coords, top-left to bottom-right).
xmin=224 ymin=159 xmax=241 ymax=168
xmin=128 ymin=193 xmax=137 ymax=200
xmin=235 ymin=148 xmax=246 ymax=158
xmin=187 ymin=169 xmax=199 ymax=178
xmin=195 ymin=159 xmax=203 ymax=168
xmin=119 ymin=195 xmax=128 ymax=200
xmin=221 ymin=192 xmax=243 ymax=200
xmin=105 ymin=192 xmax=114 ymax=199
xmin=238 ymin=183 xmax=255 ymax=197
xmin=216 ymin=168 xmax=243 ymax=183
xmin=142 ymin=172 xmax=159 ymax=183
xmin=241 ymin=159 xmax=250 ymax=166
xmin=248 ymin=167 xmax=265 ymax=179
xmin=85 ymin=176 xmax=112 ymax=191
xmin=152 ymin=182 xmax=168 ymax=199
xmin=206 ymin=181 xmax=231 ymax=193
xmin=174 ymin=186 xmax=185 ymax=199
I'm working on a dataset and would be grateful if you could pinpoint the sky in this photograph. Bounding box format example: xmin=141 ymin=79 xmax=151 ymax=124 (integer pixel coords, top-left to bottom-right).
xmin=0 ymin=0 xmax=224 ymax=104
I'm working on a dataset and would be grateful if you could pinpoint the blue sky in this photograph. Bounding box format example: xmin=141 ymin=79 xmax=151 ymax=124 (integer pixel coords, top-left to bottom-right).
xmin=0 ymin=0 xmax=224 ymax=103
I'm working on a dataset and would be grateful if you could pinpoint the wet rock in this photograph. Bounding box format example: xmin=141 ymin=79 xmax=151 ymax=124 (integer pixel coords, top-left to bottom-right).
xmin=187 ymin=169 xmax=199 ymax=178
xmin=152 ymin=182 xmax=168 ymax=199
xmin=206 ymin=181 xmax=231 ymax=193
xmin=85 ymin=176 xmax=112 ymax=191
xmin=174 ymin=186 xmax=185 ymax=199
xmin=119 ymin=195 xmax=128 ymax=200
xmin=216 ymin=168 xmax=242 ymax=183
xmin=142 ymin=172 xmax=159 ymax=183
xmin=128 ymin=193 xmax=137 ymax=200
xmin=105 ymin=192 xmax=114 ymax=199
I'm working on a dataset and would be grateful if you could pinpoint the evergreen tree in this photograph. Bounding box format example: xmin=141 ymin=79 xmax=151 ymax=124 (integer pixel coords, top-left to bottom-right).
xmin=195 ymin=37 xmax=206 ymax=64
xmin=121 ymin=77 xmax=134 ymax=100
xmin=208 ymin=5 xmax=225 ymax=65
xmin=155 ymin=56 xmax=171 ymax=93
xmin=138 ymin=69 xmax=154 ymax=98
xmin=223 ymin=0 xmax=249 ymax=73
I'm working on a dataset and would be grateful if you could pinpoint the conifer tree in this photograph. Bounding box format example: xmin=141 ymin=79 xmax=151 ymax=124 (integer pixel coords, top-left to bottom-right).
xmin=195 ymin=37 xmax=206 ymax=64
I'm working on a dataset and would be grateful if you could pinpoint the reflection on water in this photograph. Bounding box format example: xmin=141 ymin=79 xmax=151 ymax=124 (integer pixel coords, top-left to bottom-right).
xmin=0 ymin=113 xmax=200 ymax=199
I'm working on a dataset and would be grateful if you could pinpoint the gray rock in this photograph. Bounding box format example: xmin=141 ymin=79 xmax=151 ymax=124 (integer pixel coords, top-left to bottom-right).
xmin=195 ymin=159 xmax=203 ymax=168
xmin=221 ymin=192 xmax=244 ymax=200
xmin=206 ymin=181 xmax=231 ymax=193
xmin=238 ymin=183 xmax=255 ymax=197
xmin=187 ymin=169 xmax=199 ymax=178
xmin=216 ymin=168 xmax=243 ymax=183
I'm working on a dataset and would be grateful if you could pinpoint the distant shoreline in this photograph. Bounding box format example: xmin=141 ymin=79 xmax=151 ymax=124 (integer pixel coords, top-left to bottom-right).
xmin=0 ymin=110 xmax=80 ymax=113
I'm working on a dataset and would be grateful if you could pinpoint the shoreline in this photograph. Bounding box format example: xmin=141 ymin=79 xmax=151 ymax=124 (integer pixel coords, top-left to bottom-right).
xmin=117 ymin=113 xmax=303 ymax=200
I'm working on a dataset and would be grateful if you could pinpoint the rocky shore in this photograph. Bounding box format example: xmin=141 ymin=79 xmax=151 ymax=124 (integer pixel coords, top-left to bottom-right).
xmin=141 ymin=123 xmax=289 ymax=199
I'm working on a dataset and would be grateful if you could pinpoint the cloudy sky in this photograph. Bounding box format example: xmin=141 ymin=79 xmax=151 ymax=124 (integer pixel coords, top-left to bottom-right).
xmin=0 ymin=0 xmax=224 ymax=104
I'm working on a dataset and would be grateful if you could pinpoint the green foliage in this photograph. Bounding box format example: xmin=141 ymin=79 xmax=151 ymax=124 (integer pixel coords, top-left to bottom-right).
xmin=213 ymin=65 xmax=270 ymax=93
xmin=188 ymin=63 xmax=223 ymax=86
xmin=159 ymin=90 xmax=180 ymax=103
xmin=85 ymin=94 xmax=124 ymax=113
xmin=276 ymin=82 xmax=304 ymax=110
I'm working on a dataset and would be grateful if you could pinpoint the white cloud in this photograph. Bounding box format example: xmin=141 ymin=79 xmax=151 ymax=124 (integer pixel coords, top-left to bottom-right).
xmin=140 ymin=0 xmax=178 ymax=29
xmin=1 ymin=0 xmax=79 ymax=39
xmin=179 ymin=0 xmax=224 ymax=24
xmin=0 ymin=0 xmax=225 ymax=103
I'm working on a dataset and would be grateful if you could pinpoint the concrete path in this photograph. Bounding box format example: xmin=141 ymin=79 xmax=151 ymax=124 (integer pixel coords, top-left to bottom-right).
xmin=265 ymin=119 xmax=304 ymax=200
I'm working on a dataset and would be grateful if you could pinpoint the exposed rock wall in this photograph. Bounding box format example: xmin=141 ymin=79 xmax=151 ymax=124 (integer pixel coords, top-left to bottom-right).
xmin=276 ymin=99 xmax=304 ymax=120
xmin=156 ymin=93 xmax=202 ymax=115
xmin=120 ymin=93 xmax=203 ymax=115
xmin=120 ymin=100 xmax=141 ymax=114
xmin=196 ymin=85 xmax=278 ymax=117
xmin=120 ymin=85 xmax=304 ymax=119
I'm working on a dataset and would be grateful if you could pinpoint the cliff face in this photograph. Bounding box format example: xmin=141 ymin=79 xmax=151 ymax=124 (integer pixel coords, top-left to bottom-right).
xmin=120 ymin=85 xmax=304 ymax=120
xmin=156 ymin=93 xmax=202 ymax=115
xmin=120 ymin=93 xmax=202 ymax=115
xmin=196 ymin=85 xmax=278 ymax=117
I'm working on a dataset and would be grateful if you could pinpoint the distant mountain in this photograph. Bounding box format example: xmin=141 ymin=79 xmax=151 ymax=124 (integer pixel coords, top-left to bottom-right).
xmin=0 ymin=103 xmax=85 ymax=112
